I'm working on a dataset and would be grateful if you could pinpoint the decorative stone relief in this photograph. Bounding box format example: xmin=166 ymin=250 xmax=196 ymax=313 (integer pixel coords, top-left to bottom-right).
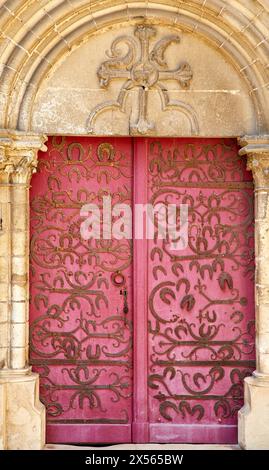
xmin=87 ymin=25 xmax=198 ymax=135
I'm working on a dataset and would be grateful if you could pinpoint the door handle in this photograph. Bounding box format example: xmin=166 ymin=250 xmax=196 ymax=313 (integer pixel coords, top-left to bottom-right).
xmin=111 ymin=271 xmax=129 ymax=322
xmin=120 ymin=288 xmax=129 ymax=315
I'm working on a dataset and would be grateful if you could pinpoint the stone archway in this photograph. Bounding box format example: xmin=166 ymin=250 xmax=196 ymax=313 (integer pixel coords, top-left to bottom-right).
xmin=0 ymin=1 xmax=269 ymax=449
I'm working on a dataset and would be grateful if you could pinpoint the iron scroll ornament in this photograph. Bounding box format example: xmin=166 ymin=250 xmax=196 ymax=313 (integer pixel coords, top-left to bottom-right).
xmin=29 ymin=137 xmax=133 ymax=425
xmin=146 ymin=139 xmax=255 ymax=425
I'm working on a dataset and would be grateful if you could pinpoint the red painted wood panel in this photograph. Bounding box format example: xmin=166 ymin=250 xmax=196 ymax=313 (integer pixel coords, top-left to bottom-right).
xmin=30 ymin=137 xmax=133 ymax=443
xmin=146 ymin=138 xmax=255 ymax=443
xmin=29 ymin=136 xmax=255 ymax=444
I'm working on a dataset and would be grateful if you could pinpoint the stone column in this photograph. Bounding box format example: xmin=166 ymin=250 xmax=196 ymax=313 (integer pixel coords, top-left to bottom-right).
xmin=0 ymin=129 xmax=47 ymax=450
xmin=238 ymin=135 xmax=269 ymax=449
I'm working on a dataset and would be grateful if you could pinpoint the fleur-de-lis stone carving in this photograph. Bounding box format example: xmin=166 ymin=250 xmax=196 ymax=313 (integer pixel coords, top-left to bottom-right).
xmin=87 ymin=24 xmax=198 ymax=135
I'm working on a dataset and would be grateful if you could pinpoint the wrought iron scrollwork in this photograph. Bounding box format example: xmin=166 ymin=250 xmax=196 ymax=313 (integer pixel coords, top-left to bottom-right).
xmin=147 ymin=139 xmax=255 ymax=425
xmin=30 ymin=137 xmax=133 ymax=425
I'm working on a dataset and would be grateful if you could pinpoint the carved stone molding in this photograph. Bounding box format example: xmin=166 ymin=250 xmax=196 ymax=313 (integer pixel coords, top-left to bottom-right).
xmin=87 ymin=24 xmax=199 ymax=135
xmin=0 ymin=1 xmax=267 ymax=133
xmin=0 ymin=130 xmax=47 ymax=184
xmin=239 ymin=136 xmax=269 ymax=189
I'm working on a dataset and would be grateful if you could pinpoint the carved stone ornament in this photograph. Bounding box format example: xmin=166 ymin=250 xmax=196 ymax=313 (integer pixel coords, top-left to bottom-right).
xmin=87 ymin=24 xmax=199 ymax=135
xmin=239 ymin=136 xmax=269 ymax=188
xmin=0 ymin=130 xmax=47 ymax=183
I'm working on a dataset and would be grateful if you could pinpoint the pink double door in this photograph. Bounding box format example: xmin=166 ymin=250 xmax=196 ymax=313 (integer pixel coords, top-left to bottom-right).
xmin=29 ymin=137 xmax=255 ymax=444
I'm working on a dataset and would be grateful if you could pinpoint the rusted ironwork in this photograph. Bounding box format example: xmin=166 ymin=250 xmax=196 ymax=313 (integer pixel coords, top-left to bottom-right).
xmin=147 ymin=138 xmax=255 ymax=426
xmin=30 ymin=137 xmax=133 ymax=430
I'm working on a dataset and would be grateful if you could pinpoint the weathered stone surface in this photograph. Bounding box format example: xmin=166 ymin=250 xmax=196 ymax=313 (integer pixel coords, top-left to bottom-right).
xmin=0 ymin=130 xmax=47 ymax=370
xmin=31 ymin=24 xmax=257 ymax=137
xmin=0 ymin=371 xmax=45 ymax=450
xmin=45 ymin=443 xmax=239 ymax=450
xmin=238 ymin=136 xmax=269 ymax=449
xmin=239 ymin=375 xmax=269 ymax=450
xmin=0 ymin=130 xmax=47 ymax=450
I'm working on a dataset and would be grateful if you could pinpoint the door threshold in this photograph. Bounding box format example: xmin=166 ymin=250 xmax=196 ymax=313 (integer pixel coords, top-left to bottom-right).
xmin=45 ymin=443 xmax=239 ymax=451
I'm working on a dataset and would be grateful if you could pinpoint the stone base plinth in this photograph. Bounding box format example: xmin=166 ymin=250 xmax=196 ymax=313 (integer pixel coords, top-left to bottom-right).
xmin=0 ymin=370 xmax=45 ymax=449
xmin=239 ymin=375 xmax=269 ymax=449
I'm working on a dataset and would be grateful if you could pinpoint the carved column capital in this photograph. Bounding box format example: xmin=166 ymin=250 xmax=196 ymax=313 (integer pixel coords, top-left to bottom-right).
xmin=238 ymin=135 xmax=269 ymax=188
xmin=0 ymin=129 xmax=47 ymax=184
